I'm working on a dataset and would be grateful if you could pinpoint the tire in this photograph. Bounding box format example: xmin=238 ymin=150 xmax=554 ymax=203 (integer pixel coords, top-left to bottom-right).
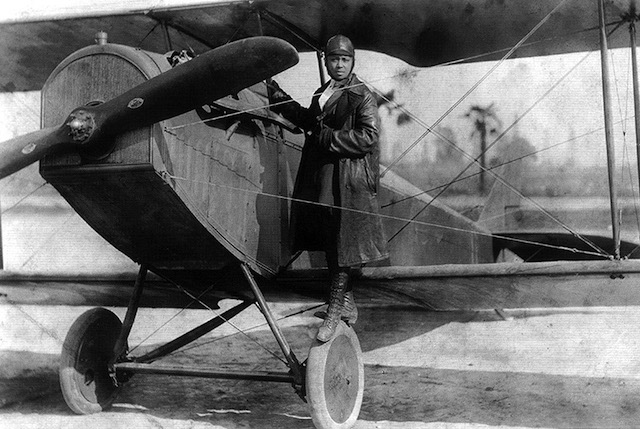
xmin=59 ymin=307 xmax=123 ymax=414
xmin=306 ymin=321 xmax=364 ymax=429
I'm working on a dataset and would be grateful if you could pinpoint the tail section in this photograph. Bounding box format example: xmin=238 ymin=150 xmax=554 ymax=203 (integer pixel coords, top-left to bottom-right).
xmin=478 ymin=149 xmax=524 ymax=232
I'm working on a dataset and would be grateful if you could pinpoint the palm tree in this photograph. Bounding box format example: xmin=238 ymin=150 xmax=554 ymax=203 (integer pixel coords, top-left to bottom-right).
xmin=373 ymin=89 xmax=412 ymax=126
xmin=464 ymin=103 xmax=502 ymax=194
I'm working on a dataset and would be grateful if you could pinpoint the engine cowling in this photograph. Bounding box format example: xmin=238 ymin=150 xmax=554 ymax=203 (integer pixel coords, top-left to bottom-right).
xmin=39 ymin=41 xmax=296 ymax=284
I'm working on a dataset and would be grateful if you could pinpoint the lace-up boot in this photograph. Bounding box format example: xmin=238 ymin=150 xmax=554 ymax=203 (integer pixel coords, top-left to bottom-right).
xmin=316 ymin=271 xmax=348 ymax=342
xmin=314 ymin=289 xmax=358 ymax=325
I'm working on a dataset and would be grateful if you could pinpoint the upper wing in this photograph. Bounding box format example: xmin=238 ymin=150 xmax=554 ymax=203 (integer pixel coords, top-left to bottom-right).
xmin=0 ymin=0 xmax=632 ymax=92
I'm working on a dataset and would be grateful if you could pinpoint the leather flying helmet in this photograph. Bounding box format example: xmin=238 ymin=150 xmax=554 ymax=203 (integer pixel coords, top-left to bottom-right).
xmin=325 ymin=35 xmax=355 ymax=57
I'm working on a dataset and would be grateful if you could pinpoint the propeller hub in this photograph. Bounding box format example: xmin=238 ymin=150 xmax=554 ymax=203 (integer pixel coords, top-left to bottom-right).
xmin=66 ymin=110 xmax=96 ymax=143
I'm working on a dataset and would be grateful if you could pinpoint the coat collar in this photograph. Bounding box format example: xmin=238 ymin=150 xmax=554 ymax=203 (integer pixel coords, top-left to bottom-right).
xmin=316 ymin=73 xmax=364 ymax=96
xmin=314 ymin=73 xmax=365 ymax=114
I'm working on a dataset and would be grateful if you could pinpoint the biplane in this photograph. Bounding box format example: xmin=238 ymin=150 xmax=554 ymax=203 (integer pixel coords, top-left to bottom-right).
xmin=2 ymin=0 xmax=640 ymax=428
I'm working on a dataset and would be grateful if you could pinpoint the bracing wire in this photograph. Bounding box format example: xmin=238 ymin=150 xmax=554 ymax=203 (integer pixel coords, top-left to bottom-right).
xmin=136 ymin=21 xmax=161 ymax=49
xmin=19 ymin=210 xmax=78 ymax=270
xmin=372 ymin=49 xmax=591 ymax=209
xmin=381 ymin=119 xmax=629 ymax=209
xmin=159 ymin=13 xmax=636 ymax=256
xmin=165 ymin=86 xmax=602 ymax=255
xmin=165 ymin=29 xmax=614 ymax=134
xmin=379 ymin=0 xmax=571 ymax=177
xmin=127 ymin=278 xmax=228 ymax=355
xmin=153 ymin=0 xmax=619 ymax=258
xmin=165 ymin=172 xmax=610 ymax=260
xmin=611 ymin=44 xmax=637 ymax=249
xmin=364 ymin=52 xmax=609 ymax=256
xmin=0 ymin=181 xmax=49 ymax=215
xmin=602 ymin=21 xmax=640 ymax=259
xmin=175 ymin=302 xmax=326 ymax=356
xmin=160 ymin=53 xmax=622 ymax=258
xmin=167 ymin=280 xmax=288 ymax=365
xmin=611 ymin=23 xmax=640 ymax=258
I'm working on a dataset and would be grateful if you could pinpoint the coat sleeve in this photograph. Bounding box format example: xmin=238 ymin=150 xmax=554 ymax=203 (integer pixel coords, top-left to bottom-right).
xmin=267 ymin=80 xmax=317 ymax=130
xmin=273 ymin=98 xmax=318 ymax=131
xmin=318 ymin=91 xmax=379 ymax=157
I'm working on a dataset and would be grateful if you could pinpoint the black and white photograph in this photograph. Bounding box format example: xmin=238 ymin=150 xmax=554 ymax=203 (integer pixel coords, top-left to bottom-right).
xmin=1 ymin=1 xmax=640 ymax=428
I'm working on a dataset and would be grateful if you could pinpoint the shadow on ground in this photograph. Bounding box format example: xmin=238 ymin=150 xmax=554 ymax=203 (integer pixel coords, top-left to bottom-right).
xmin=2 ymin=306 xmax=640 ymax=428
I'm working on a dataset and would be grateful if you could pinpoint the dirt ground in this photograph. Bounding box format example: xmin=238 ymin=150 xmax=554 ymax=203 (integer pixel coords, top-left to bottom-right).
xmin=2 ymin=297 xmax=640 ymax=429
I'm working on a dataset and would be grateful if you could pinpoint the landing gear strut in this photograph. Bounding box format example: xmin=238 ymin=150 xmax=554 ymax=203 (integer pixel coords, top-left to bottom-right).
xmin=58 ymin=263 xmax=364 ymax=429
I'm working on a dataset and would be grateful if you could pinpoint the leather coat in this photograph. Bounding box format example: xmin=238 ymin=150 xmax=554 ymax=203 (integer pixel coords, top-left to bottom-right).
xmin=272 ymin=74 xmax=388 ymax=267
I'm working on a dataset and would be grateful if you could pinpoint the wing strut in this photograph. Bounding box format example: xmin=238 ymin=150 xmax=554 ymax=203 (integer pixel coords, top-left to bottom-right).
xmin=630 ymin=13 xmax=640 ymax=249
xmin=258 ymin=8 xmax=326 ymax=85
xmin=598 ymin=0 xmax=621 ymax=259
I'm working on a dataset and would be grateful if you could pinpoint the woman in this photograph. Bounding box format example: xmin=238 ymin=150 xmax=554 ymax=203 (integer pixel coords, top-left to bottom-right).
xmin=270 ymin=35 xmax=388 ymax=342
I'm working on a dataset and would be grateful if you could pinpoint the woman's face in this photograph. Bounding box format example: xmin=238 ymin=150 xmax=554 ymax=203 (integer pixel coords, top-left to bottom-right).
xmin=325 ymin=54 xmax=353 ymax=81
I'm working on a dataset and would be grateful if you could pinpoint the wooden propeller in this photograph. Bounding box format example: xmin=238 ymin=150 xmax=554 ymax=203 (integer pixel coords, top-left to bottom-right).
xmin=0 ymin=36 xmax=299 ymax=179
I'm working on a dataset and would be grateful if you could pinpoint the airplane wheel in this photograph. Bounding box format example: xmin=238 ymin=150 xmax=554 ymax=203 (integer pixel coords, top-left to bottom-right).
xmin=59 ymin=307 xmax=123 ymax=414
xmin=306 ymin=321 xmax=364 ymax=429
